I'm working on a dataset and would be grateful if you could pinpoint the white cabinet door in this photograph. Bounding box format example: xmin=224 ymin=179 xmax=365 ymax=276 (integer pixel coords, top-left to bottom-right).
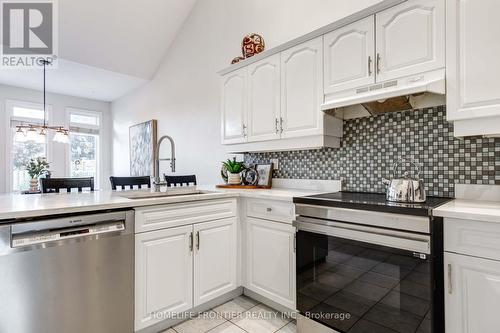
xmin=221 ymin=68 xmax=247 ymax=144
xmin=194 ymin=218 xmax=237 ymax=306
xmin=247 ymin=54 xmax=281 ymax=142
xmin=245 ymin=217 xmax=296 ymax=309
xmin=447 ymin=0 xmax=500 ymax=122
xmin=445 ymin=253 xmax=500 ymax=333
xmin=280 ymin=37 xmax=323 ymax=139
xmin=135 ymin=225 xmax=193 ymax=331
xmin=375 ymin=0 xmax=445 ymax=82
xmin=324 ymin=16 xmax=375 ymax=94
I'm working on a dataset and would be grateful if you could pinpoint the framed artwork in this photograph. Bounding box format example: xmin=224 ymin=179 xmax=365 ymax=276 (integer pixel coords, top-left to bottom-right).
xmin=129 ymin=120 xmax=157 ymax=176
xmin=256 ymin=164 xmax=273 ymax=187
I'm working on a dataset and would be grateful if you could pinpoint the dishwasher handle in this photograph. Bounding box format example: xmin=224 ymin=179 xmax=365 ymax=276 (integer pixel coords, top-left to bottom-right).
xmin=11 ymin=221 xmax=126 ymax=248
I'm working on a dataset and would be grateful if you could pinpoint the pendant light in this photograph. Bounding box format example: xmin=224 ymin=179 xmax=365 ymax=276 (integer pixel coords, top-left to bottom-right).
xmin=15 ymin=58 xmax=70 ymax=144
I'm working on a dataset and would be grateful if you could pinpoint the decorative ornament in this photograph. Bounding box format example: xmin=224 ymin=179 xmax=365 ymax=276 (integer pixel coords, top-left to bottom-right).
xmin=242 ymin=33 xmax=265 ymax=58
xmin=231 ymin=56 xmax=245 ymax=64
xmin=230 ymin=33 xmax=265 ymax=64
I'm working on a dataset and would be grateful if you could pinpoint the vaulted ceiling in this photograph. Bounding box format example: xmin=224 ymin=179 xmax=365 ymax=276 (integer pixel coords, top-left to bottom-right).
xmin=0 ymin=0 xmax=198 ymax=101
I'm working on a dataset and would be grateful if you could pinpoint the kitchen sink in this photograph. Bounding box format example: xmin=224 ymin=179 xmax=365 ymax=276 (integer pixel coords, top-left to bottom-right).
xmin=117 ymin=188 xmax=205 ymax=199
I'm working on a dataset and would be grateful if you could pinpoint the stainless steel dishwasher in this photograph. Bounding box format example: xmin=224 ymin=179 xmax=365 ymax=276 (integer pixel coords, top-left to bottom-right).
xmin=0 ymin=210 xmax=134 ymax=333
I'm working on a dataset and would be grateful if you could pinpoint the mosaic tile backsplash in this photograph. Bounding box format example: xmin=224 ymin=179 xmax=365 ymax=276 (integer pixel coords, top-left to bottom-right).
xmin=245 ymin=106 xmax=500 ymax=197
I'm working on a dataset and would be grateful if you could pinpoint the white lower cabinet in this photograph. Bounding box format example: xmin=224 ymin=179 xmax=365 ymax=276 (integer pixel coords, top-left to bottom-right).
xmin=194 ymin=218 xmax=237 ymax=306
xmin=244 ymin=217 xmax=296 ymax=309
xmin=444 ymin=217 xmax=500 ymax=333
xmin=135 ymin=211 xmax=237 ymax=331
xmin=135 ymin=225 xmax=193 ymax=331
xmin=445 ymin=252 xmax=500 ymax=333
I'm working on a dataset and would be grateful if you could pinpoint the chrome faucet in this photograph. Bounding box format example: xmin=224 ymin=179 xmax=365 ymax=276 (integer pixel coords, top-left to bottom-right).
xmin=153 ymin=135 xmax=176 ymax=191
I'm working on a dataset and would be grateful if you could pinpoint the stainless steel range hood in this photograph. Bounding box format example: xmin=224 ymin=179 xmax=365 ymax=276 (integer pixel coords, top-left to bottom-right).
xmin=321 ymin=70 xmax=446 ymax=115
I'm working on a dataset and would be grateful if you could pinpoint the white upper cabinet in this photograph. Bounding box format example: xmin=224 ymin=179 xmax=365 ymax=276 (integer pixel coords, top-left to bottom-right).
xmin=135 ymin=225 xmax=193 ymax=331
xmin=375 ymin=0 xmax=445 ymax=82
xmin=193 ymin=218 xmax=237 ymax=307
xmin=247 ymin=54 xmax=281 ymax=142
xmin=445 ymin=252 xmax=500 ymax=333
xmin=221 ymin=67 xmax=247 ymax=144
xmin=324 ymin=16 xmax=375 ymax=94
xmin=280 ymin=37 xmax=324 ymax=138
xmin=446 ymin=0 xmax=500 ymax=135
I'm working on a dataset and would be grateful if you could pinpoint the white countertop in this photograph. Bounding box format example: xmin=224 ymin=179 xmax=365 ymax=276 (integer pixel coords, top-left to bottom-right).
xmin=0 ymin=185 xmax=324 ymax=221
xmin=434 ymin=199 xmax=500 ymax=223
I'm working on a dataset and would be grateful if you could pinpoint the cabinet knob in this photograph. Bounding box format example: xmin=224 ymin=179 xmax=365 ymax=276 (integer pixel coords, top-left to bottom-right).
xmin=266 ymin=207 xmax=272 ymax=212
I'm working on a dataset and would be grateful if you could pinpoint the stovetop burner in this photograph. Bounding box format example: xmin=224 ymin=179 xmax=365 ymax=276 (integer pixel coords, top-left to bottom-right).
xmin=293 ymin=191 xmax=452 ymax=216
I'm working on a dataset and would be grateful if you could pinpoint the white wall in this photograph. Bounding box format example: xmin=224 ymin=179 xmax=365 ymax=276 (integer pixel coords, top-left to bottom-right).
xmin=0 ymin=84 xmax=111 ymax=192
xmin=112 ymin=0 xmax=384 ymax=184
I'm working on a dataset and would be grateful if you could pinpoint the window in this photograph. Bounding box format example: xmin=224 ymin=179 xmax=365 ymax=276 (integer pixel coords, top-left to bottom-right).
xmin=68 ymin=109 xmax=101 ymax=187
xmin=7 ymin=101 xmax=48 ymax=191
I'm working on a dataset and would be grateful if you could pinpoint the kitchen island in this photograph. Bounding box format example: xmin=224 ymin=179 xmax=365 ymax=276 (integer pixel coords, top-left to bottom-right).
xmin=0 ymin=185 xmax=326 ymax=221
xmin=0 ymin=183 xmax=334 ymax=333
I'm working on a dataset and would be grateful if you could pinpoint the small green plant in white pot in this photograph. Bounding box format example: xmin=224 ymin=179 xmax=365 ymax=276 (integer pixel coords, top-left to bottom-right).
xmin=26 ymin=157 xmax=50 ymax=192
xmin=222 ymin=159 xmax=245 ymax=185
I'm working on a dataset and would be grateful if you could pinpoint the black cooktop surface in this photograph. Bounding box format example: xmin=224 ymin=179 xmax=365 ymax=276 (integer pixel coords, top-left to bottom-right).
xmin=293 ymin=191 xmax=452 ymax=216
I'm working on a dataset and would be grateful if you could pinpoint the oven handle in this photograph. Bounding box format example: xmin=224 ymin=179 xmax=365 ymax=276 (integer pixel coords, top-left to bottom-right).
xmin=294 ymin=217 xmax=431 ymax=254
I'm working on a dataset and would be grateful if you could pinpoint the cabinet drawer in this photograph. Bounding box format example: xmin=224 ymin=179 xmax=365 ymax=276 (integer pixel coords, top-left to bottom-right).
xmin=445 ymin=218 xmax=500 ymax=261
xmin=135 ymin=199 xmax=237 ymax=233
xmin=246 ymin=198 xmax=294 ymax=223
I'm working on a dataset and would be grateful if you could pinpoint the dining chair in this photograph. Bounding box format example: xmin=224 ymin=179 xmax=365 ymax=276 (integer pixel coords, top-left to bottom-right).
xmin=164 ymin=175 xmax=197 ymax=187
xmin=109 ymin=176 xmax=151 ymax=190
xmin=40 ymin=177 xmax=94 ymax=193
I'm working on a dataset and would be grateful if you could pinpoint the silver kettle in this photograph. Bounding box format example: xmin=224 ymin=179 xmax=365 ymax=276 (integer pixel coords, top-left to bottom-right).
xmin=383 ymin=158 xmax=426 ymax=203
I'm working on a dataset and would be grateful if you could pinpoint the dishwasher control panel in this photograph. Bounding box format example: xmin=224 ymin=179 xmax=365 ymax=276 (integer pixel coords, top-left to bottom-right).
xmin=12 ymin=221 xmax=125 ymax=247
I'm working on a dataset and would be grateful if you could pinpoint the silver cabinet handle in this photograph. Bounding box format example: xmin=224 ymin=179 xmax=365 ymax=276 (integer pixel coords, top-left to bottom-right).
xmin=275 ymin=118 xmax=279 ymax=134
xmin=266 ymin=207 xmax=272 ymax=212
xmin=376 ymin=53 xmax=381 ymax=74
xmin=368 ymin=56 xmax=373 ymax=76
xmin=447 ymin=263 xmax=452 ymax=294
xmin=242 ymin=123 xmax=247 ymax=137
xmin=196 ymin=231 xmax=200 ymax=250
xmin=279 ymin=117 xmax=284 ymax=133
xmin=189 ymin=232 xmax=193 ymax=252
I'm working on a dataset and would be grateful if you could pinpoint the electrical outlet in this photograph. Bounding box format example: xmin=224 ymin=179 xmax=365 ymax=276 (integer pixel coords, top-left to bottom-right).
xmin=270 ymin=158 xmax=279 ymax=170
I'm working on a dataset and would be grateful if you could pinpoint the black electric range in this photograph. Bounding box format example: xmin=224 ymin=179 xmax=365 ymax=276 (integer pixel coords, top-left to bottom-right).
xmin=293 ymin=191 xmax=452 ymax=217
xmin=293 ymin=192 xmax=452 ymax=333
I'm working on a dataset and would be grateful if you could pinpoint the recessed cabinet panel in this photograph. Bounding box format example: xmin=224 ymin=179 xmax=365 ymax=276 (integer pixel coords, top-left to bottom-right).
xmin=135 ymin=225 xmax=193 ymax=331
xmin=247 ymin=54 xmax=281 ymax=142
xmin=245 ymin=217 xmax=295 ymax=309
xmin=447 ymin=0 xmax=500 ymax=123
xmin=445 ymin=253 xmax=500 ymax=333
xmin=324 ymin=16 xmax=375 ymax=93
xmin=221 ymin=68 xmax=247 ymax=144
xmin=280 ymin=37 xmax=323 ymax=138
xmin=376 ymin=0 xmax=444 ymax=81
xmin=194 ymin=218 xmax=237 ymax=306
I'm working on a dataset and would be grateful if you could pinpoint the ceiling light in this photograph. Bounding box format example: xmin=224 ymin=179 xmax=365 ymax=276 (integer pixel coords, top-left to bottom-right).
xmin=53 ymin=128 xmax=70 ymax=144
xmin=15 ymin=58 xmax=70 ymax=144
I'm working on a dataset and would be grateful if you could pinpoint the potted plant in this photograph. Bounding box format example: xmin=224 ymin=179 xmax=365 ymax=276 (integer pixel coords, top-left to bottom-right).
xmin=222 ymin=158 xmax=245 ymax=185
xmin=26 ymin=157 xmax=50 ymax=192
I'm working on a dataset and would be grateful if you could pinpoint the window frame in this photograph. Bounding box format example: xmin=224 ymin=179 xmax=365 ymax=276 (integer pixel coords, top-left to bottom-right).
xmin=66 ymin=107 xmax=102 ymax=188
xmin=5 ymin=99 xmax=53 ymax=192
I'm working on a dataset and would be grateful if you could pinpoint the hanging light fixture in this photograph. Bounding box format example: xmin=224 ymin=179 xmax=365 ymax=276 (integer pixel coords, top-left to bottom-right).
xmin=15 ymin=58 xmax=70 ymax=144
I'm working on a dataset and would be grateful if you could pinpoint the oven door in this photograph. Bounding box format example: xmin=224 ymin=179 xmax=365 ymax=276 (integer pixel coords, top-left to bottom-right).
xmin=295 ymin=217 xmax=439 ymax=333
